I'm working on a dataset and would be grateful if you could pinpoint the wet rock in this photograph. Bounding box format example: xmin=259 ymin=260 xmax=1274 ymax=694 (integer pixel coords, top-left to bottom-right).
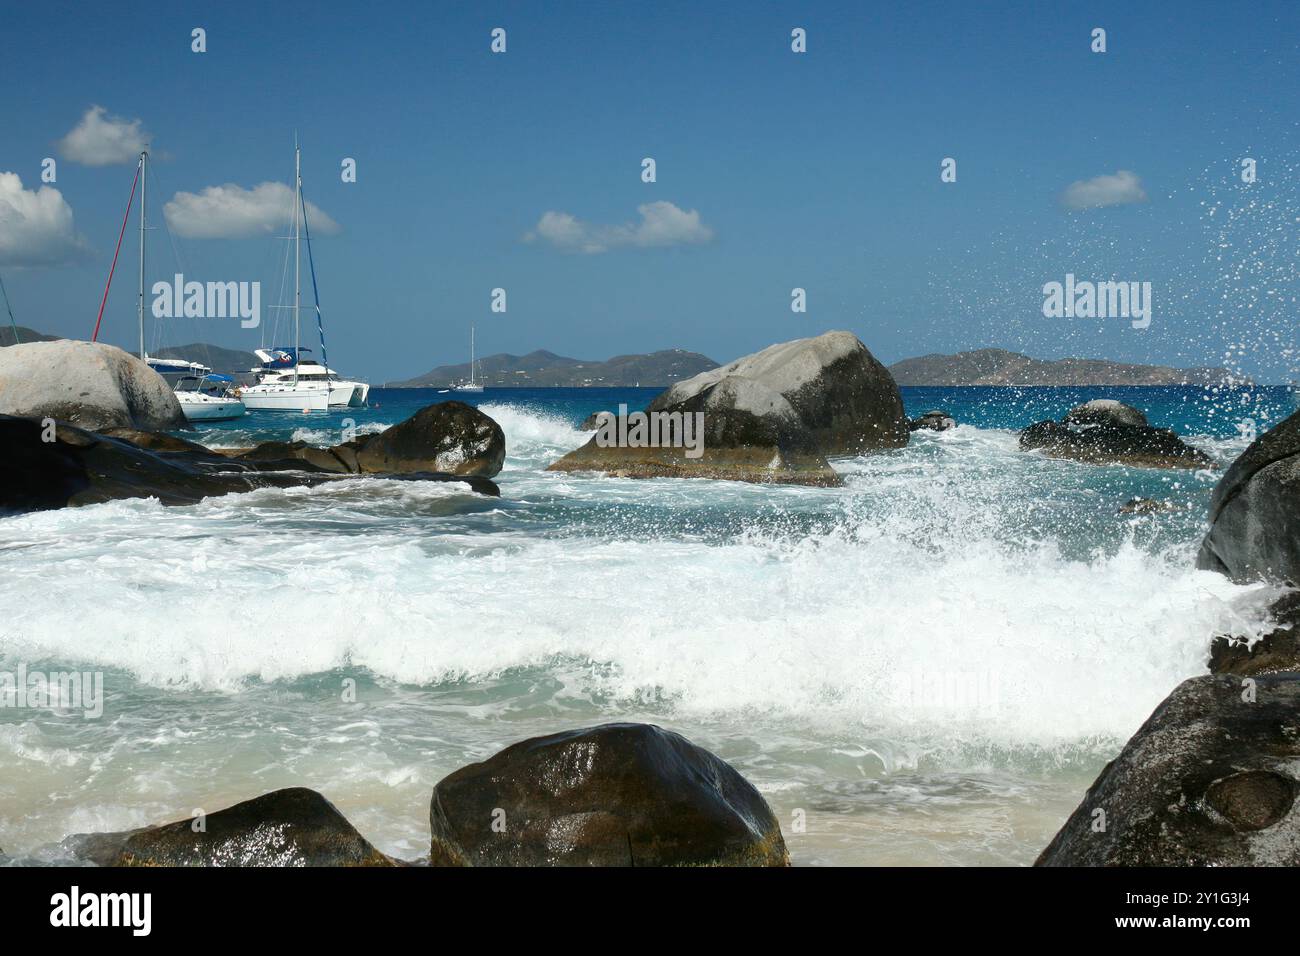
xmin=68 ymin=788 xmax=399 ymax=867
xmin=0 ymin=339 xmax=185 ymax=431
xmin=549 ymin=331 xmax=907 ymax=487
xmin=428 ymin=722 xmax=789 ymax=867
xmin=1117 ymin=497 xmax=1179 ymax=515
xmin=355 ymin=400 xmax=505 ymax=478
xmin=99 ymin=427 xmax=214 ymax=455
xmin=1197 ymin=408 xmax=1300 ymax=584
xmin=908 ymin=409 xmax=956 ymax=432
xmin=1019 ymin=406 xmax=1212 ymax=470
xmin=1064 ymin=399 xmax=1148 ymax=429
xmin=1209 ymin=591 xmax=1300 ymax=676
xmin=0 ymin=414 xmax=500 ymax=513
xmin=238 ymin=440 xmax=353 ymax=474
xmin=580 ymin=411 xmax=613 ymax=430
xmin=1036 ymin=675 xmax=1300 ymax=866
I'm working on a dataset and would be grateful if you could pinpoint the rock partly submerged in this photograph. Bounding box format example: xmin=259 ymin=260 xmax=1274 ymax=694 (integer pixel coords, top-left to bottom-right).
xmin=68 ymin=788 xmax=400 ymax=867
xmin=908 ymin=409 xmax=956 ymax=432
xmin=1197 ymin=407 xmax=1300 ymax=584
xmin=1037 ymin=675 xmax=1300 ymax=866
xmin=1020 ymin=399 xmax=1212 ymax=470
xmin=0 ymin=339 xmax=186 ymax=431
xmin=1195 ymin=409 xmax=1300 ymax=675
xmin=428 ymin=722 xmax=789 ymax=866
xmin=548 ymin=331 xmax=908 ymax=487
xmin=235 ymin=400 xmax=506 ymax=479
xmin=0 ymin=411 xmax=500 ymax=512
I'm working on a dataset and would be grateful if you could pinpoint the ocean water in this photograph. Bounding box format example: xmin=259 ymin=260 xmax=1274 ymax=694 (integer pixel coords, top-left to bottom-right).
xmin=0 ymin=384 xmax=1295 ymax=866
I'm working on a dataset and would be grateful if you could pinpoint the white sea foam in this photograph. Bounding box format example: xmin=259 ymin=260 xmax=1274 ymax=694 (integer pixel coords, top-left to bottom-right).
xmin=0 ymin=418 xmax=1276 ymax=753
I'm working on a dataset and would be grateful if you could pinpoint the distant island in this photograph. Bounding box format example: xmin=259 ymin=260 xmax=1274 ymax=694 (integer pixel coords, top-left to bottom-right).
xmin=888 ymin=349 xmax=1245 ymax=386
xmin=0 ymin=326 xmax=60 ymax=347
xmin=3 ymin=330 xmax=1251 ymax=387
xmin=389 ymin=349 xmax=719 ymax=388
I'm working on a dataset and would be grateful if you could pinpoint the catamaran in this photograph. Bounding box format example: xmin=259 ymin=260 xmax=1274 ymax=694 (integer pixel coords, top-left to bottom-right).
xmin=452 ymin=324 xmax=485 ymax=393
xmin=241 ymin=145 xmax=367 ymax=411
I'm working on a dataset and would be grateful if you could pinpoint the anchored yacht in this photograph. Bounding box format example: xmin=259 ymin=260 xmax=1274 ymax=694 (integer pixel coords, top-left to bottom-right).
xmin=241 ymin=143 xmax=367 ymax=412
xmin=243 ymin=347 xmax=369 ymax=408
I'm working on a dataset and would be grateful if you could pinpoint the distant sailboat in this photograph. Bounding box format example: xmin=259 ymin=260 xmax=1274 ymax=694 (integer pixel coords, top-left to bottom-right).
xmin=453 ymin=324 xmax=484 ymax=393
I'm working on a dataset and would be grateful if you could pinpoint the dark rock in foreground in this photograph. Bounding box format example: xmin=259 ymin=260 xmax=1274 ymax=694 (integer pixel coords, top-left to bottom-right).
xmin=0 ymin=340 xmax=186 ymax=431
xmin=354 ymin=400 xmax=505 ymax=477
xmin=1210 ymin=592 xmax=1300 ymax=676
xmin=235 ymin=401 xmax=506 ymax=480
xmin=908 ymin=409 xmax=956 ymax=432
xmin=428 ymin=722 xmax=789 ymax=866
xmin=1020 ymin=401 xmax=1212 ymax=470
xmin=548 ymin=331 xmax=907 ymax=487
xmin=69 ymin=788 xmax=398 ymax=867
xmin=1197 ymin=408 xmax=1300 ymax=584
xmin=0 ymin=414 xmax=499 ymax=512
xmin=1036 ymin=675 xmax=1300 ymax=866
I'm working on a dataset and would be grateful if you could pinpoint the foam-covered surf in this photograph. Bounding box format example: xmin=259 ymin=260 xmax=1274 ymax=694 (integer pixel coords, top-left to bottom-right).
xmin=0 ymin=386 xmax=1290 ymax=864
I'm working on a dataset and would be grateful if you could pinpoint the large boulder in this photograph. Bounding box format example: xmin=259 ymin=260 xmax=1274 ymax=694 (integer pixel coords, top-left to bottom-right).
xmin=428 ymin=723 xmax=789 ymax=867
xmin=1197 ymin=408 xmax=1300 ymax=584
xmin=354 ymin=400 xmax=505 ymax=477
xmin=67 ymin=788 xmax=399 ymax=867
xmin=1036 ymin=675 xmax=1300 ymax=866
xmin=0 ymin=414 xmax=500 ymax=512
xmin=1020 ymin=401 xmax=1212 ymax=470
xmin=547 ymin=331 xmax=907 ymax=487
xmin=0 ymin=339 xmax=185 ymax=431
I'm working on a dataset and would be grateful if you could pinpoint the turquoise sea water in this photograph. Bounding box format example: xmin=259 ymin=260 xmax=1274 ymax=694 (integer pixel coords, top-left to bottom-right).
xmin=0 ymin=383 xmax=1294 ymax=866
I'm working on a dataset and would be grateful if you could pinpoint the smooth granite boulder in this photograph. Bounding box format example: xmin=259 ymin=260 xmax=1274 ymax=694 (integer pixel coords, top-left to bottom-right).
xmin=1037 ymin=675 xmax=1300 ymax=866
xmin=68 ymin=788 xmax=399 ymax=867
xmin=0 ymin=339 xmax=185 ymax=431
xmin=548 ymin=331 xmax=906 ymax=487
xmin=355 ymin=400 xmax=505 ymax=477
xmin=429 ymin=723 xmax=789 ymax=867
xmin=1064 ymin=399 xmax=1148 ymax=429
xmin=1197 ymin=408 xmax=1300 ymax=584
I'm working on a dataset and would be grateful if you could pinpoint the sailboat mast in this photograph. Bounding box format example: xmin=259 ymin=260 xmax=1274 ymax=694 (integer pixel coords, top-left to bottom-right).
xmin=293 ymin=144 xmax=301 ymax=387
xmin=471 ymin=324 xmax=476 ymax=386
xmin=137 ymin=150 xmax=147 ymax=360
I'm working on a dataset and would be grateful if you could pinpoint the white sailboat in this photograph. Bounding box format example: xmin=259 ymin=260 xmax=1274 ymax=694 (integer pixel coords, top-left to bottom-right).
xmin=241 ymin=144 xmax=366 ymax=410
xmin=452 ymin=324 xmax=485 ymax=393
xmin=134 ymin=149 xmax=245 ymax=422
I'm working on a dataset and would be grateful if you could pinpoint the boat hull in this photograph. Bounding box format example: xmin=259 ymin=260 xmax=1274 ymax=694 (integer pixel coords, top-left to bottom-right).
xmin=240 ymin=385 xmax=331 ymax=411
xmin=177 ymin=395 xmax=247 ymax=422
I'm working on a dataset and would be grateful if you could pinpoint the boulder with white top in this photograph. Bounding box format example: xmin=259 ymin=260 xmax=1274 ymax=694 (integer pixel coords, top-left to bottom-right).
xmin=0 ymin=339 xmax=185 ymax=431
xmin=547 ymin=331 xmax=908 ymax=487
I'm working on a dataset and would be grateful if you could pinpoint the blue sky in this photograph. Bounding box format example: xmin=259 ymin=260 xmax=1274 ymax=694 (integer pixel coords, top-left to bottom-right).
xmin=1 ymin=0 xmax=1297 ymax=382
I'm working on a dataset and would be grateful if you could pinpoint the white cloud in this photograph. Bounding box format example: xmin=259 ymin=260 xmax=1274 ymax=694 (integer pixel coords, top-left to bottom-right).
xmin=163 ymin=182 xmax=341 ymax=239
xmin=58 ymin=106 xmax=150 ymax=166
xmin=1060 ymin=170 xmax=1148 ymax=211
xmin=0 ymin=172 xmax=90 ymax=267
xmin=526 ymin=200 xmax=714 ymax=253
